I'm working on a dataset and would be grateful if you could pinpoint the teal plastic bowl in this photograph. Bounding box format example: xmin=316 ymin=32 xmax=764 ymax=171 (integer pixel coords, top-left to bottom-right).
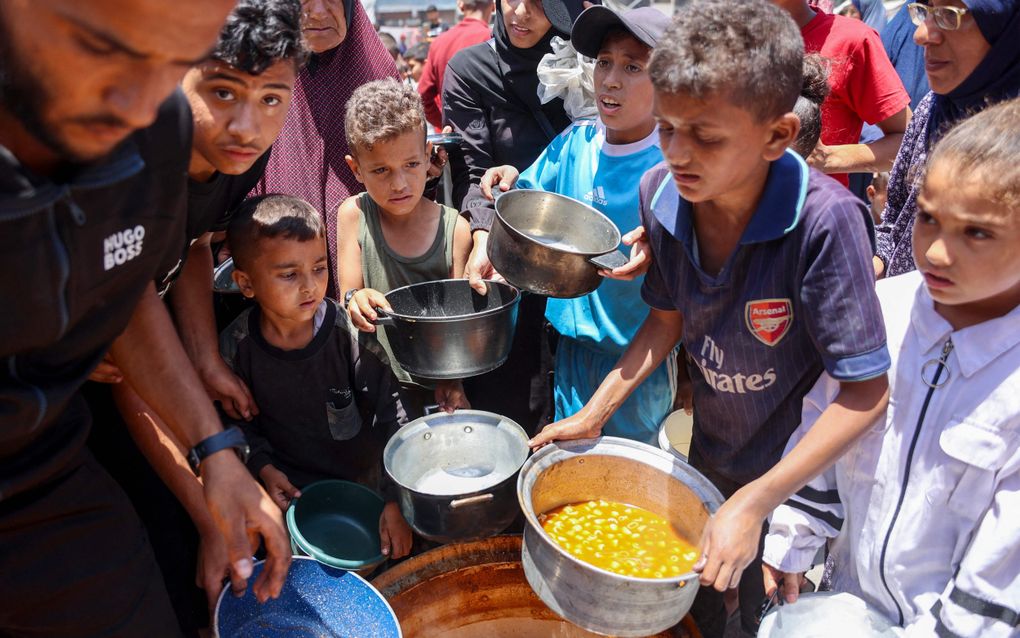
xmin=286 ymin=480 xmax=386 ymax=571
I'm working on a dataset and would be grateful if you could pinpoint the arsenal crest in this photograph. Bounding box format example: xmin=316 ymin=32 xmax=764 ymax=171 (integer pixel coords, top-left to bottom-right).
xmin=745 ymin=299 xmax=793 ymax=346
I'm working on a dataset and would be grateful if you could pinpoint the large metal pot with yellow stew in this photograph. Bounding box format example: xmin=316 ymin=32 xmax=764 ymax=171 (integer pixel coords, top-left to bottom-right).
xmin=517 ymin=437 xmax=724 ymax=637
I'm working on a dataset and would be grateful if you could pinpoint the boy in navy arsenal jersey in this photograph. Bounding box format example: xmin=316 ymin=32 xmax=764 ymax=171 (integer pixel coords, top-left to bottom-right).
xmin=529 ymin=2 xmax=891 ymax=636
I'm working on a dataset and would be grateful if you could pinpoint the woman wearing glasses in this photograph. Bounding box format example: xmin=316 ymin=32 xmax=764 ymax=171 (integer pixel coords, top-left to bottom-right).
xmin=875 ymin=0 xmax=1020 ymax=278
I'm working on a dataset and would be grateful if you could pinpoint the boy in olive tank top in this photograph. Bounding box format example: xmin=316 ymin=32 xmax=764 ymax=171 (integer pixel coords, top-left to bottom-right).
xmin=337 ymin=79 xmax=473 ymax=417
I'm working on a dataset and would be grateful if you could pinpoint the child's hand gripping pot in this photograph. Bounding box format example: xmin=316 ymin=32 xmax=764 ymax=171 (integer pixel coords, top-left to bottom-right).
xmin=379 ymin=501 xmax=412 ymax=559
xmin=346 ymin=288 xmax=391 ymax=333
xmin=258 ymin=464 xmax=302 ymax=512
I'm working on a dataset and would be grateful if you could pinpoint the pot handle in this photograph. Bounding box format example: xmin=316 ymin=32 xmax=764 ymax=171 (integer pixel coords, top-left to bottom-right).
xmin=449 ymin=493 xmax=495 ymax=510
xmin=588 ymin=249 xmax=630 ymax=271
xmin=371 ymin=307 xmax=396 ymax=326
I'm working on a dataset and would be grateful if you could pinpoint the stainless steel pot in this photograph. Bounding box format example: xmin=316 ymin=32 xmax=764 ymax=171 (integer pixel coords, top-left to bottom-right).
xmin=212 ymin=257 xmax=240 ymax=294
xmin=517 ymin=437 xmax=724 ymax=637
xmin=489 ymin=190 xmax=630 ymax=298
xmin=384 ymin=410 xmax=529 ymax=543
xmin=374 ymin=279 xmax=519 ymax=379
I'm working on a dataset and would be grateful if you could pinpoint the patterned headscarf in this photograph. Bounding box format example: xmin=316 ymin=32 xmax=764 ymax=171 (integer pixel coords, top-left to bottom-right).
xmin=252 ymin=0 xmax=398 ymax=296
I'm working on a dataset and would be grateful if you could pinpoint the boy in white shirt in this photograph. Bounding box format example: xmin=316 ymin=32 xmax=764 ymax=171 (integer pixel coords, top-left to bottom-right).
xmin=764 ymin=98 xmax=1020 ymax=637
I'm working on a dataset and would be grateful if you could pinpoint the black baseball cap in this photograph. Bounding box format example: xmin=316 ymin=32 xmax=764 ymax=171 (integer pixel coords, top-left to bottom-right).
xmin=570 ymin=5 xmax=671 ymax=58
xmin=426 ymin=4 xmax=439 ymax=12
xmin=542 ymin=0 xmax=598 ymax=38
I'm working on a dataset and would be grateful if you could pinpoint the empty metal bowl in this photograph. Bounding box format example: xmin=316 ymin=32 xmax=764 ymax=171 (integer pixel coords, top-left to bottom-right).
xmin=489 ymin=190 xmax=629 ymax=298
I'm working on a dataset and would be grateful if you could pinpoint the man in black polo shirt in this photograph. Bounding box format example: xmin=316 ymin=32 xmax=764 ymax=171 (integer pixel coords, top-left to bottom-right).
xmin=0 ymin=0 xmax=290 ymax=635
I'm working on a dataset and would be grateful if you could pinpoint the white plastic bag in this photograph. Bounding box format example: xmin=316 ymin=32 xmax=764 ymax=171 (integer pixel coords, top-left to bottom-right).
xmin=537 ymin=36 xmax=597 ymax=122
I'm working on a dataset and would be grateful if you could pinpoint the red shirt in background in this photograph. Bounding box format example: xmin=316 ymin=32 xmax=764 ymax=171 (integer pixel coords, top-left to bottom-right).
xmin=801 ymin=12 xmax=910 ymax=186
xmin=418 ymin=16 xmax=492 ymax=129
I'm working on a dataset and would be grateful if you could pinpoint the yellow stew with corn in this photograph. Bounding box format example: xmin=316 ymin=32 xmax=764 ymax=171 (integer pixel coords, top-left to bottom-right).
xmin=539 ymin=499 xmax=699 ymax=579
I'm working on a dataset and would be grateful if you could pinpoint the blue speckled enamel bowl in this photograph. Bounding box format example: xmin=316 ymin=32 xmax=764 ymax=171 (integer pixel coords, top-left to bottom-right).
xmin=214 ymin=556 xmax=401 ymax=638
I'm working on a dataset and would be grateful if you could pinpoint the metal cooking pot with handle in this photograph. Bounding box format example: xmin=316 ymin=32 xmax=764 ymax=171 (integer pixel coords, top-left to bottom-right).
xmin=373 ymin=279 xmax=519 ymax=379
xmin=384 ymin=410 xmax=529 ymax=543
xmin=212 ymin=257 xmax=240 ymax=294
xmin=489 ymin=189 xmax=630 ymax=298
xmin=518 ymin=437 xmax=724 ymax=637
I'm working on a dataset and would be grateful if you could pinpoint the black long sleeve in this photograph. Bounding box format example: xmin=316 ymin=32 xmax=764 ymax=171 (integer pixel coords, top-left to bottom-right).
xmin=219 ymin=299 xmax=406 ymax=496
xmin=442 ymin=43 xmax=570 ymax=232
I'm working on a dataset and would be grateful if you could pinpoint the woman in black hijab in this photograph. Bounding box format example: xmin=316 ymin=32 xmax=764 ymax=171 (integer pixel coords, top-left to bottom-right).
xmin=443 ymin=0 xmax=591 ymax=433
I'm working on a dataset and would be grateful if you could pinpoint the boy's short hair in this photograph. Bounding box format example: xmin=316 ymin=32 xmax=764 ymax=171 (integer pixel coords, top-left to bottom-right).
xmin=345 ymin=78 xmax=428 ymax=156
xmin=871 ymin=171 xmax=889 ymax=192
xmin=928 ymin=97 xmax=1020 ymax=208
xmin=211 ymin=0 xmax=307 ymax=75
xmin=406 ymin=42 xmax=430 ymax=63
xmin=648 ymin=0 xmax=804 ymax=122
xmin=228 ymin=195 xmax=325 ymax=271
xmin=792 ymin=54 xmax=830 ymax=158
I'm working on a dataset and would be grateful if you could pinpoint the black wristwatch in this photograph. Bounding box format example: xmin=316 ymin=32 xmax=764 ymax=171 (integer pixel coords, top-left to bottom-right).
xmin=187 ymin=426 xmax=250 ymax=476
xmin=343 ymin=288 xmax=360 ymax=307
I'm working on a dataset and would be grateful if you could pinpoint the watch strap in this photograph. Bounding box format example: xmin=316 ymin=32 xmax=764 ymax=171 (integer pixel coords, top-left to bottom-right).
xmin=187 ymin=426 xmax=251 ymax=475
xmin=343 ymin=288 xmax=360 ymax=307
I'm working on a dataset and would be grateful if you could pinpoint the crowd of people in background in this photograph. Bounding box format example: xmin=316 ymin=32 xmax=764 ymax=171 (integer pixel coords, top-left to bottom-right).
xmin=2 ymin=0 xmax=1019 ymax=637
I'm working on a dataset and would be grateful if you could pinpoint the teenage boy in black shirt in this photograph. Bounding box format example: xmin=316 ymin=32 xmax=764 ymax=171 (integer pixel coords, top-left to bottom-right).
xmin=82 ymin=0 xmax=306 ymax=627
xmin=0 ymin=0 xmax=291 ymax=634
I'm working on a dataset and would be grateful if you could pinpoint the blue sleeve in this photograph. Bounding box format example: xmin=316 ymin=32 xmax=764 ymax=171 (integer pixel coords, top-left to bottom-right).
xmin=640 ymin=258 xmax=676 ymax=312
xmin=801 ymin=196 xmax=890 ymax=381
xmin=637 ymin=169 xmax=679 ymax=312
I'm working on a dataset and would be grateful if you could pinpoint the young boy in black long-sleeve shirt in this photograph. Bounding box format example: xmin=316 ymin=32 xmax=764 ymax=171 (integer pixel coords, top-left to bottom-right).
xmin=221 ymin=194 xmax=413 ymax=559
